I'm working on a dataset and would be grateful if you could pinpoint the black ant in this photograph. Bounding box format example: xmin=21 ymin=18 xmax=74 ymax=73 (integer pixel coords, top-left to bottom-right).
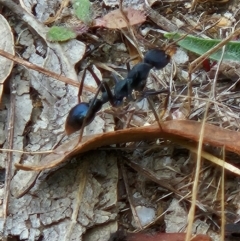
xmin=65 ymin=49 xmax=171 ymax=135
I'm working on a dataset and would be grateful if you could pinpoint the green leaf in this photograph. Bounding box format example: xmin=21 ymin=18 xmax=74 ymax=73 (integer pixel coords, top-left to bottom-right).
xmin=164 ymin=33 xmax=240 ymax=62
xmin=73 ymin=0 xmax=92 ymax=24
xmin=47 ymin=26 xmax=77 ymax=42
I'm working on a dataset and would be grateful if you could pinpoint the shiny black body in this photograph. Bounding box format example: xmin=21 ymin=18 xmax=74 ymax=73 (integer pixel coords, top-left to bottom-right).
xmin=65 ymin=49 xmax=170 ymax=135
xmin=113 ymin=63 xmax=153 ymax=104
xmin=65 ymin=95 xmax=108 ymax=135
xmin=144 ymin=49 xmax=170 ymax=69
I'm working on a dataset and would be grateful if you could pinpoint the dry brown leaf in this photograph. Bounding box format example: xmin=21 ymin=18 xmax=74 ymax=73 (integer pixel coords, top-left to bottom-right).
xmin=44 ymin=0 xmax=70 ymax=24
xmin=15 ymin=120 xmax=240 ymax=173
xmin=0 ymin=14 xmax=14 ymax=102
xmin=94 ymin=8 xmax=146 ymax=29
xmin=216 ymin=17 xmax=232 ymax=27
xmin=7 ymin=153 xmax=119 ymax=240
xmin=19 ymin=0 xmax=34 ymax=15
xmin=127 ymin=233 xmax=212 ymax=241
xmin=198 ymin=0 xmax=229 ymax=2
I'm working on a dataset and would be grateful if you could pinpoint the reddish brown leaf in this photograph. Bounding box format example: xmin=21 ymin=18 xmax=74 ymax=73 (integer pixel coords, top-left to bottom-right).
xmin=94 ymin=8 xmax=146 ymax=29
xmin=127 ymin=233 xmax=212 ymax=241
xmin=15 ymin=120 xmax=240 ymax=172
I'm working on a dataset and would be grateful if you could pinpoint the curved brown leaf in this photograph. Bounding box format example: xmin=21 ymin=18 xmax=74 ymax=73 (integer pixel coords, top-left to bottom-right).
xmin=127 ymin=233 xmax=211 ymax=241
xmin=15 ymin=120 xmax=240 ymax=172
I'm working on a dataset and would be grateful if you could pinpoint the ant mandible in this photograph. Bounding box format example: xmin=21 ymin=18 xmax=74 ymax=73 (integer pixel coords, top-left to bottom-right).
xmin=65 ymin=49 xmax=170 ymax=135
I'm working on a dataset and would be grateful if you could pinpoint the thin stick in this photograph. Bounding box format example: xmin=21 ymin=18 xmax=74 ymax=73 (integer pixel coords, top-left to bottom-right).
xmin=0 ymin=148 xmax=53 ymax=154
xmin=63 ymin=160 xmax=89 ymax=240
xmin=120 ymin=161 xmax=143 ymax=229
xmin=0 ymin=49 xmax=95 ymax=92
xmin=3 ymin=81 xmax=16 ymax=231
xmin=189 ymin=29 xmax=240 ymax=74
xmin=125 ymin=108 xmax=135 ymax=128
xmin=78 ymin=82 xmax=104 ymax=143
xmin=220 ymin=147 xmax=225 ymax=241
xmin=44 ymin=0 xmax=70 ymax=24
xmin=119 ymin=0 xmax=143 ymax=59
xmin=212 ymin=44 xmax=226 ymax=100
xmin=78 ymin=69 xmax=87 ymax=103
xmin=146 ymin=96 xmax=162 ymax=131
xmin=185 ymin=101 xmax=210 ymax=241
xmin=126 ymin=159 xmax=181 ymax=195
xmin=0 ymin=0 xmax=95 ymax=93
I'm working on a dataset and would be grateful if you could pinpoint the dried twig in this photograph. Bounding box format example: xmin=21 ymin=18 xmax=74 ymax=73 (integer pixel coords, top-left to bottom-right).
xmin=120 ymin=162 xmax=143 ymax=229
xmin=3 ymin=81 xmax=16 ymax=231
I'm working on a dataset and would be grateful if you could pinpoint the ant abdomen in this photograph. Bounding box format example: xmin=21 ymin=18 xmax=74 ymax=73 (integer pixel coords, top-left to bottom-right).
xmin=65 ymin=102 xmax=92 ymax=135
xmin=65 ymin=98 xmax=104 ymax=135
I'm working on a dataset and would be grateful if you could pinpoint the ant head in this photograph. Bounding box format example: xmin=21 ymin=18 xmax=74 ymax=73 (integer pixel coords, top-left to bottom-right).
xmin=144 ymin=49 xmax=171 ymax=70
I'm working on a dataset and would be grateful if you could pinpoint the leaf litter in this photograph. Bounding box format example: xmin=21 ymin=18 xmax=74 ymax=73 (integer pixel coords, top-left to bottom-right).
xmin=0 ymin=0 xmax=240 ymax=241
xmin=0 ymin=14 xmax=14 ymax=102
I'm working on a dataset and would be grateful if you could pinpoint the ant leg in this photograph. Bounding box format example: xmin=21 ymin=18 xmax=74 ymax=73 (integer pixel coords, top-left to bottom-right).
xmin=87 ymin=66 xmax=116 ymax=107
xmin=112 ymin=73 xmax=121 ymax=84
xmin=139 ymin=89 xmax=170 ymax=131
xmin=76 ymin=67 xmax=117 ymax=144
xmin=126 ymin=61 xmax=131 ymax=72
xmin=101 ymin=82 xmax=116 ymax=107
xmin=146 ymin=96 xmax=163 ymax=131
xmin=78 ymin=80 xmax=106 ymax=143
xmin=77 ymin=68 xmax=87 ymax=103
xmin=87 ymin=66 xmax=105 ymax=92
xmin=138 ymin=88 xmax=169 ymax=99
xmin=54 ymin=69 xmax=89 ymax=152
xmin=159 ymin=92 xmax=170 ymax=121
xmin=66 ymin=66 xmax=107 ymax=136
